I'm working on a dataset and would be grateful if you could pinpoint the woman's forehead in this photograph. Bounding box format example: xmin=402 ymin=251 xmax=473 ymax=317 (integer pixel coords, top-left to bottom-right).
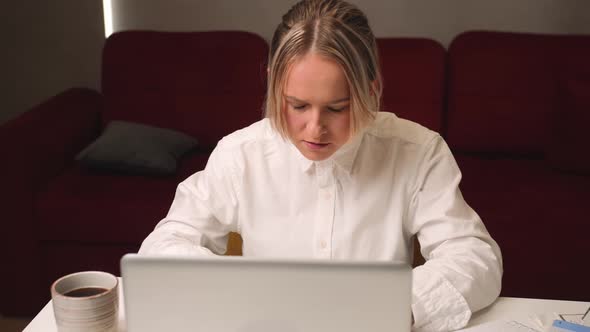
xmin=284 ymin=53 xmax=350 ymax=102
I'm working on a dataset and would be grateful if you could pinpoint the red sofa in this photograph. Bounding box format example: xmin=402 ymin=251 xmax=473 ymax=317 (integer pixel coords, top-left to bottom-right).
xmin=0 ymin=31 xmax=269 ymax=315
xmin=1 ymin=30 xmax=588 ymax=316
xmin=446 ymin=31 xmax=590 ymax=301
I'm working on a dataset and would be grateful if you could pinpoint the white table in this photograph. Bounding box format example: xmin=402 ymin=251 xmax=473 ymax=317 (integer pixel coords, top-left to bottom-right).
xmin=24 ymin=283 xmax=589 ymax=332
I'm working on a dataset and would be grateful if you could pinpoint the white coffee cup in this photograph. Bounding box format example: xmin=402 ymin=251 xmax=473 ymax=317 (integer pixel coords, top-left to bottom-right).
xmin=51 ymin=271 xmax=119 ymax=332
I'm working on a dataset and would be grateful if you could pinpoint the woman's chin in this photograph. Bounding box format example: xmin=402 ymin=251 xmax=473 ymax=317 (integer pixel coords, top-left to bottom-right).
xmin=297 ymin=144 xmax=335 ymax=161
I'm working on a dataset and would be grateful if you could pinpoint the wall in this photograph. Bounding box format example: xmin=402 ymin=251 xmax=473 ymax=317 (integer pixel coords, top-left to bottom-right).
xmin=2 ymin=0 xmax=590 ymax=125
xmin=111 ymin=0 xmax=590 ymax=45
xmin=0 ymin=1 xmax=104 ymax=124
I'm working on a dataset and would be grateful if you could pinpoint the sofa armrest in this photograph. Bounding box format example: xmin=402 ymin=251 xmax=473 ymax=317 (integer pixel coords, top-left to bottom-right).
xmin=0 ymin=87 xmax=103 ymax=180
xmin=0 ymin=87 xmax=103 ymax=315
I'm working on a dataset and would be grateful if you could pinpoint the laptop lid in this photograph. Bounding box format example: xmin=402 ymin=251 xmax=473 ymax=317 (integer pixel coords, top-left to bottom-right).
xmin=121 ymin=254 xmax=412 ymax=332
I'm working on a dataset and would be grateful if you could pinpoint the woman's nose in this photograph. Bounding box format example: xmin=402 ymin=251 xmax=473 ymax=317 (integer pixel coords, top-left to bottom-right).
xmin=308 ymin=109 xmax=327 ymax=137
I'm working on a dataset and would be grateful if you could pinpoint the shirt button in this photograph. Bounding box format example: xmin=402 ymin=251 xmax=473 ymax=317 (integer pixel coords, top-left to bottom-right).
xmin=324 ymin=192 xmax=332 ymax=200
xmin=320 ymin=240 xmax=327 ymax=249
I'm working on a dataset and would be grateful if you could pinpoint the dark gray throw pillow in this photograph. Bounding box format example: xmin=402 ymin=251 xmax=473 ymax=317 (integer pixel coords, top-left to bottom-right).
xmin=76 ymin=121 xmax=198 ymax=175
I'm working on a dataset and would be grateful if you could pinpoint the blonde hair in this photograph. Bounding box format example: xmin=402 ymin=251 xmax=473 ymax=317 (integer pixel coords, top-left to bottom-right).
xmin=265 ymin=0 xmax=383 ymax=138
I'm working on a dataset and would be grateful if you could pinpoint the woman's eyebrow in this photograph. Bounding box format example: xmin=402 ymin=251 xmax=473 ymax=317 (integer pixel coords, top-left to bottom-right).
xmin=329 ymin=97 xmax=350 ymax=104
xmin=285 ymin=96 xmax=305 ymax=103
xmin=285 ymin=95 xmax=350 ymax=104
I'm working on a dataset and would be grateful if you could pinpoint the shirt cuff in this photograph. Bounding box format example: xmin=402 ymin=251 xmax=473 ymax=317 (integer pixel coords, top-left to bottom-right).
xmin=412 ymin=264 xmax=472 ymax=332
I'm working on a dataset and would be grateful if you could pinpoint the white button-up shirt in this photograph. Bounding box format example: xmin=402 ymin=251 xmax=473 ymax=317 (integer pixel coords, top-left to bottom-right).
xmin=139 ymin=112 xmax=503 ymax=332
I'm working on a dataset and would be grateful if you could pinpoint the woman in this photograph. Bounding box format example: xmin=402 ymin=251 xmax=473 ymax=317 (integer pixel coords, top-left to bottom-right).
xmin=139 ymin=0 xmax=503 ymax=331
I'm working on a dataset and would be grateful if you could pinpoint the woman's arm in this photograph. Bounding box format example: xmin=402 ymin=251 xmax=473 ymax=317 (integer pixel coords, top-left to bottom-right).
xmin=139 ymin=142 xmax=241 ymax=256
xmin=408 ymin=136 xmax=503 ymax=332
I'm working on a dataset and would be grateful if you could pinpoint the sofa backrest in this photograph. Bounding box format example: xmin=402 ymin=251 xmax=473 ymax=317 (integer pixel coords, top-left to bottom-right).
xmin=101 ymin=31 xmax=268 ymax=148
xmin=446 ymin=30 xmax=590 ymax=156
xmin=378 ymin=38 xmax=446 ymax=133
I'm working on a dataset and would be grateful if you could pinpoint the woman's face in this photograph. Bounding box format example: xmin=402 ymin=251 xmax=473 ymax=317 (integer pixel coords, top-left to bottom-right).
xmin=283 ymin=52 xmax=351 ymax=161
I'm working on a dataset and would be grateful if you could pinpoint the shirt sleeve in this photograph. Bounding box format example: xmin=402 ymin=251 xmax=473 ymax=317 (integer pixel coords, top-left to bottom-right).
xmin=138 ymin=141 xmax=241 ymax=256
xmin=408 ymin=135 xmax=503 ymax=332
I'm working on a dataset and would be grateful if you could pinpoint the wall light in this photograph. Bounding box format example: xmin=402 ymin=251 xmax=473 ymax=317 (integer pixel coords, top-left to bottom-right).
xmin=103 ymin=0 xmax=113 ymax=38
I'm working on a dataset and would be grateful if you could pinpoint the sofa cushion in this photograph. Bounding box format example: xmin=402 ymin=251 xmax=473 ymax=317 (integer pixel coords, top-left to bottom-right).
xmin=546 ymin=77 xmax=590 ymax=174
xmin=37 ymin=153 xmax=210 ymax=244
xmin=446 ymin=31 xmax=560 ymax=154
xmin=76 ymin=121 xmax=198 ymax=175
xmin=377 ymin=38 xmax=446 ymax=133
xmin=455 ymin=154 xmax=590 ymax=301
xmin=101 ymin=31 xmax=268 ymax=149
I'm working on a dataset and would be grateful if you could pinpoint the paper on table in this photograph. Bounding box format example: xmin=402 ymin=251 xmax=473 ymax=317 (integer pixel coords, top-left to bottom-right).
xmin=459 ymin=320 xmax=540 ymax=331
xmin=529 ymin=312 xmax=561 ymax=330
xmin=556 ymin=306 xmax=590 ymax=327
xmin=529 ymin=306 xmax=590 ymax=331
xmin=582 ymin=307 xmax=590 ymax=325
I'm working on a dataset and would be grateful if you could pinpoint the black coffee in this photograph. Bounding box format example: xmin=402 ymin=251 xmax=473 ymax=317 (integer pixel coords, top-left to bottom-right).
xmin=63 ymin=287 xmax=108 ymax=297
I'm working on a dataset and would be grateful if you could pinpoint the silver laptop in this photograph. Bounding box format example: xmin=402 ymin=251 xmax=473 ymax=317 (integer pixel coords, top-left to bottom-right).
xmin=120 ymin=254 xmax=412 ymax=332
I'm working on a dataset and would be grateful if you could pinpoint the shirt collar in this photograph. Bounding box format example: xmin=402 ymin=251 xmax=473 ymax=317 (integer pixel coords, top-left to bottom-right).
xmin=286 ymin=129 xmax=366 ymax=176
xmin=330 ymin=129 xmax=365 ymax=175
xmin=288 ymin=140 xmax=315 ymax=173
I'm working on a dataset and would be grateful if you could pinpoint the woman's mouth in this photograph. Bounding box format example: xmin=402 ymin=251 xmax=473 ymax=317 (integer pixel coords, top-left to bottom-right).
xmin=303 ymin=141 xmax=330 ymax=150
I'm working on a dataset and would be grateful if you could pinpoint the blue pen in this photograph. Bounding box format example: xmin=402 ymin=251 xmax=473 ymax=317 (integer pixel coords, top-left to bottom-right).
xmin=551 ymin=320 xmax=590 ymax=332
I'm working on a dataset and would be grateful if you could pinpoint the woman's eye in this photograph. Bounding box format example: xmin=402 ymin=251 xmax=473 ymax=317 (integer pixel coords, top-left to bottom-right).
xmin=328 ymin=107 xmax=345 ymax=113
xmin=292 ymin=104 xmax=307 ymax=110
